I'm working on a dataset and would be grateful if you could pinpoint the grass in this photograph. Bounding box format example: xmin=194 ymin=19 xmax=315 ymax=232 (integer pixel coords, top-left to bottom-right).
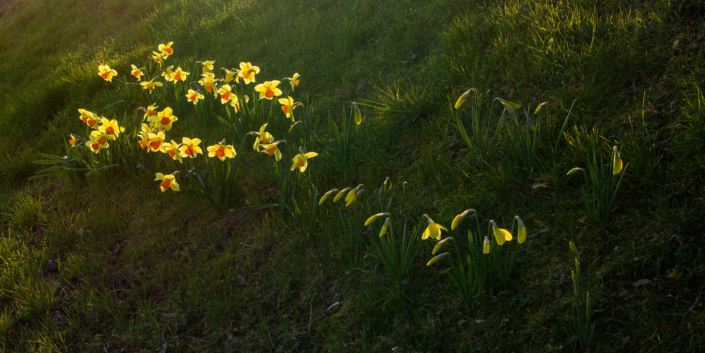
xmin=1 ymin=0 xmax=704 ymax=351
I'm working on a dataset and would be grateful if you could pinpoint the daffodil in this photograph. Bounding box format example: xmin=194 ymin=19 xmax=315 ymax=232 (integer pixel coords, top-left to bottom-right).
xmin=161 ymin=66 xmax=175 ymax=82
xmin=223 ymin=68 xmax=237 ymax=82
xmin=278 ymin=96 xmax=301 ymax=121
xmin=483 ymin=236 xmax=490 ymax=254
xmin=612 ymin=146 xmax=623 ymax=175
xmin=454 ymin=88 xmax=476 ymax=109
xmin=155 ymin=172 xmax=180 ymax=192
xmin=86 ymin=131 xmax=110 ymax=153
xmin=364 ymin=212 xmax=389 ymax=226
xmin=171 ymin=67 xmax=189 ymax=82
xmin=147 ymin=132 xmax=166 ymax=153
xmin=451 ymin=209 xmax=476 ymax=230
xmin=490 ymin=220 xmax=512 ymax=245
xmin=260 ymin=140 xmax=284 ymax=161
xmin=345 ymin=189 xmax=363 ymax=207
xmin=432 ymin=237 xmax=453 ymax=255
xmin=140 ymin=80 xmax=163 ymax=94
xmin=238 ymin=62 xmax=260 ymax=84
xmin=254 ymin=80 xmax=282 ymax=100
xmin=229 ymin=95 xmax=241 ymax=112
xmin=97 ymin=118 xmax=125 ymax=139
xmin=421 ymin=214 xmax=448 ymax=241
xmin=319 ymin=188 xmax=339 ymax=205
xmin=158 ymin=42 xmax=174 ymax=58
xmin=515 ymin=216 xmax=527 ymax=244
xmin=137 ymin=123 xmax=151 ymax=149
xmin=253 ymin=123 xmax=274 ymax=151
xmin=284 ymin=73 xmax=300 ymax=90
xmin=131 ymin=65 xmax=144 ymax=81
xmin=207 ymin=142 xmax=236 ymax=161
xmin=179 ymin=137 xmax=203 ymax=158
xmin=152 ymin=107 xmax=178 ymax=131
xmin=142 ymin=104 xmax=158 ymax=121
xmin=333 ymin=187 xmax=351 ymax=202
xmin=201 ymin=60 xmax=215 ymax=74
xmin=186 ymin=89 xmax=204 ymax=104
xmin=291 ymin=150 xmax=318 ymax=172
xmin=217 ymin=84 xmax=235 ymax=104
xmin=427 ymin=252 xmax=450 ymax=266
xmin=353 ymin=102 xmax=362 ymax=125
xmin=78 ymin=109 xmax=99 ymax=128
xmin=68 ymin=134 xmax=78 ymax=147
xmin=98 ymin=65 xmax=117 ymax=82
xmin=162 ymin=140 xmax=182 ymax=163
xmin=379 ymin=218 xmax=390 ymax=237
xmin=198 ymin=72 xmax=216 ymax=95
xmin=151 ymin=52 xmax=164 ymax=66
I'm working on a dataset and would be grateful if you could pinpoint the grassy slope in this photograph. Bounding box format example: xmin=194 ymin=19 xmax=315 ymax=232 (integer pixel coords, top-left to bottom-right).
xmin=1 ymin=0 xmax=705 ymax=352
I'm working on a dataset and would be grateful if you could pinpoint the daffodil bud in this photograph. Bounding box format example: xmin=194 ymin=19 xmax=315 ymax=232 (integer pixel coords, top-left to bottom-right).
xmin=483 ymin=236 xmax=491 ymax=254
xmin=451 ymin=209 xmax=476 ymax=230
xmin=334 ymin=187 xmax=351 ymax=202
xmin=345 ymin=184 xmax=364 ymax=203
xmin=379 ymin=218 xmax=390 ymax=237
xmin=432 ymin=237 xmax=453 ymax=255
xmin=571 ymin=270 xmax=578 ymax=296
xmin=534 ymin=102 xmax=548 ymax=115
xmin=567 ymin=167 xmax=584 ymax=175
xmin=575 ymin=257 xmax=580 ymax=270
xmin=569 ymin=241 xmax=577 ymax=255
xmin=353 ymin=102 xmax=362 ymax=125
xmin=383 ymin=177 xmax=391 ymax=191
xmin=612 ymin=146 xmax=623 ymax=175
xmin=515 ymin=216 xmax=527 ymax=244
xmin=364 ymin=213 xmax=389 ymax=226
xmin=426 ymin=252 xmax=450 ymax=266
xmin=454 ymin=88 xmax=475 ymax=109
xmin=319 ymin=188 xmax=339 ymax=205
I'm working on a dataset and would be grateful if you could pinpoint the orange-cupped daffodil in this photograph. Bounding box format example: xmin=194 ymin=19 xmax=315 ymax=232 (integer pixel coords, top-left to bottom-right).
xmin=319 ymin=188 xmax=339 ymax=205
xmin=255 ymin=80 xmax=282 ymax=100
xmin=291 ymin=149 xmax=318 ymax=173
xmin=152 ymin=107 xmax=178 ymax=131
xmin=217 ymin=84 xmax=235 ymax=104
xmin=186 ymin=89 xmax=204 ymax=104
xmin=179 ymin=137 xmax=203 ymax=158
xmin=171 ymin=67 xmax=189 ymax=82
xmin=207 ymin=142 xmax=236 ymax=161
xmin=98 ymin=118 xmax=125 ymax=139
xmin=161 ymin=66 xmax=175 ymax=82
xmin=253 ymin=123 xmax=274 ymax=152
xmin=421 ymin=214 xmax=448 ymax=241
xmin=78 ymin=109 xmax=99 ymax=128
xmin=222 ymin=68 xmax=237 ymax=82
xmin=260 ymin=140 xmax=284 ymax=161
xmin=140 ymin=80 xmax=163 ymax=94
xmin=198 ymin=72 xmax=216 ymax=95
xmin=98 ymin=65 xmax=117 ymax=82
xmin=201 ymin=60 xmax=215 ymax=74
xmin=285 ymin=73 xmax=300 ymax=90
xmin=158 ymin=42 xmax=174 ymax=58
xmin=490 ymin=220 xmax=512 ymax=245
xmin=278 ymin=96 xmax=301 ymax=121
xmin=131 ymin=65 xmax=144 ymax=81
xmin=155 ymin=172 xmax=180 ymax=192
xmin=68 ymin=134 xmax=78 ymax=147
xmin=451 ymin=209 xmax=476 ymax=230
xmin=238 ymin=62 xmax=260 ymax=84
xmin=86 ymin=131 xmax=110 ymax=153
xmin=151 ymin=52 xmax=164 ymax=66
xmin=162 ymin=140 xmax=183 ymax=163
xmin=137 ymin=123 xmax=152 ymax=149
xmin=143 ymin=104 xmax=159 ymax=121
xmin=147 ymin=131 xmax=166 ymax=153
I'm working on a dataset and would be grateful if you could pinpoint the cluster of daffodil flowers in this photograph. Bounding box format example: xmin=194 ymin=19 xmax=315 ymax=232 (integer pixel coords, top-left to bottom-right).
xmin=71 ymin=109 xmax=126 ymax=153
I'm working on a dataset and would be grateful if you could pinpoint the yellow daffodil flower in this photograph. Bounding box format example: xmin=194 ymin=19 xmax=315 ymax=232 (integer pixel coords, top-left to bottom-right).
xmin=171 ymin=67 xmax=189 ymax=82
xmin=238 ymin=62 xmax=260 ymax=84
xmin=158 ymin=42 xmax=174 ymax=58
xmin=98 ymin=65 xmax=117 ymax=82
xmin=451 ymin=209 xmax=476 ymax=230
xmin=345 ymin=189 xmax=363 ymax=207
xmin=515 ymin=216 xmax=527 ymax=244
xmin=137 ymin=123 xmax=151 ymax=149
xmin=98 ymin=118 xmax=125 ymax=139
xmin=147 ymin=131 xmax=166 ymax=153
xmin=260 ymin=140 xmax=284 ymax=161
xmin=207 ymin=142 xmax=236 ymax=161
xmin=131 ymin=65 xmax=144 ymax=81
xmin=253 ymin=123 xmax=274 ymax=152
xmin=432 ymin=237 xmax=453 ymax=255
xmin=364 ymin=212 xmax=389 ymax=226
xmin=379 ymin=218 xmax=390 ymax=237
xmin=78 ymin=109 xmax=99 ymax=128
xmin=223 ymin=68 xmax=237 ymax=82
xmin=490 ymin=220 xmax=512 ymax=245
xmin=217 ymin=84 xmax=235 ymax=104
xmin=229 ymin=95 xmax=241 ymax=112
xmin=454 ymin=88 xmax=476 ymax=109
xmin=278 ymin=96 xmax=301 ymax=121
xmin=333 ymin=187 xmax=351 ymax=202
xmin=152 ymin=52 xmax=164 ymax=66
xmin=68 ymin=134 xmax=78 ymax=147
xmin=291 ymin=150 xmax=318 ymax=172
xmin=161 ymin=66 xmax=175 ymax=82
xmin=186 ymin=89 xmax=204 ymax=105
xmin=483 ymin=236 xmax=490 ymax=254
xmin=140 ymin=80 xmax=163 ymax=94
xmin=284 ymin=73 xmax=300 ymax=90
xmin=86 ymin=131 xmax=110 ymax=153
xmin=201 ymin=60 xmax=215 ymax=74
xmin=162 ymin=140 xmax=183 ymax=163
xmin=422 ymin=214 xmax=448 ymax=241
xmin=155 ymin=172 xmax=180 ymax=192
xmin=254 ymin=80 xmax=282 ymax=100
xmin=319 ymin=188 xmax=339 ymax=205
xmin=143 ymin=104 xmax=159 ymax=121
xmin=198 ymin=72 xmax=216 ymax=95
xmin=427 ymin=252 xmax=450 ymax=266
xmin=612 ymin=146 xmax=623 ymax=175
xmin=152 ymin=107 xmax=178 ymax=131
xmin=179 ymin=137 xmax=203 ymax=158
